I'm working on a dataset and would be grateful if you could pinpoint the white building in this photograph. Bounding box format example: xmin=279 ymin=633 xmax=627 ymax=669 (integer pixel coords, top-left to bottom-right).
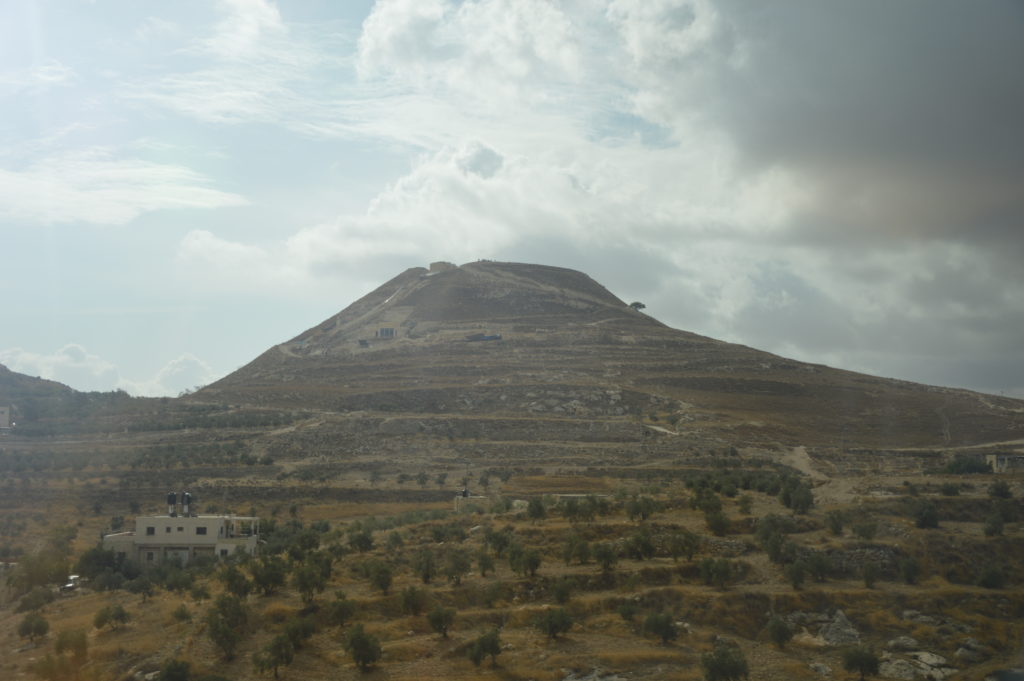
xmin=103 ymin=514 xmax=260 ymax=566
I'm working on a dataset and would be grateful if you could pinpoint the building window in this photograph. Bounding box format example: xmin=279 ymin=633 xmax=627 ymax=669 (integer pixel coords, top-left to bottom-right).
xmin=177 ymin=527 xmax=184 ymax=532
xmin=146 ymin=552 xmax=155 ymax=561
xmin=220 ymin=549 xmax=228 ymax=557
xmin=146 ymin=526 xmax=155 ymax=536
xmin=165 ymin=527 xmax=171 ymax=533
xmin=196 ymin=527 xmax=207 ymax=535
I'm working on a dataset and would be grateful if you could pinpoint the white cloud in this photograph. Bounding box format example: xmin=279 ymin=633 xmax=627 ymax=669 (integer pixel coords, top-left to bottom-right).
xmin=0 ymin=344 xmax=117 ymax=393
xmin=0 ymin=345 xmax=219 ymax=397
xmin=0 ymin=146 xmax=247 ymax=225
xmin=0 ymin=59 xmax=76 ymax=94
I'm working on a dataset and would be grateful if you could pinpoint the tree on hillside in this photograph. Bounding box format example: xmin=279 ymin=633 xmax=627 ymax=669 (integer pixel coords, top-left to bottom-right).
xmin=253 ymin=633 xmax=294 ymax=679
xmin=467 ymin=629 xmax=502 ymax=667
xmin=344 ymin=624 xmax=381 ymax=672
xmin=428 ymin=606 xmax=456 ymax=638
xmin=537 ymin=607 xmax=573 ymax=639
xmin=206 ymin=594 xmax=248 ymax=660
xmin=629 ymin=301 xmax=646 ymax=311
xmin=413 ymin=549 xmax=437 ymax=584
xmin=18 ymin=612 xmax=49 ymax=642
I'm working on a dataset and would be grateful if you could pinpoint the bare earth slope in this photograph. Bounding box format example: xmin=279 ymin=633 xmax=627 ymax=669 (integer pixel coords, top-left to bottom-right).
xmin=197 ymin=260 xmax=1024 ymax=450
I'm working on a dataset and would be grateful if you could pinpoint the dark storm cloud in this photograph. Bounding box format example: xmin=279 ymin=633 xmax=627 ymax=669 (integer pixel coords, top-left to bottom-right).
xmin=712 ymin=1 xmax=1024 ymax=247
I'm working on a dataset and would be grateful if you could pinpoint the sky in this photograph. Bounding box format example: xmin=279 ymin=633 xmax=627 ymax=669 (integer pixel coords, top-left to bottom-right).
xmin=2 ymin=0 xmax=1023 ymax=399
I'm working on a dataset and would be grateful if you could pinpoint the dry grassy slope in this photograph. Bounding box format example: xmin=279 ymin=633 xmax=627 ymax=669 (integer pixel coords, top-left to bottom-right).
xmin=196 ymin=261 xmax=1024 ymax=451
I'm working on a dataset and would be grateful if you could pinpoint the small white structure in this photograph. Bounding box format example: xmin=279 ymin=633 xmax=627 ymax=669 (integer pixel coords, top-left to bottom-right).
xmin=104 ymin=513 xmax=260 ymax=566
xmin=0 ymin=406 xmax=11 ymax=430
xmin=986 ymin=453 xmax=1024 ymax=473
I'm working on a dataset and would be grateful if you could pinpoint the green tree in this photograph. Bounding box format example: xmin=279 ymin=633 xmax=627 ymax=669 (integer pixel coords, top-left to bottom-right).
xmin=701 ymin=642 xmax=748 ymax=681
xmin=344 ymin=624 xmax=381 ymax=672
xmin=444 ymin=549 xmax=471 ymax=586
xmin=413 ymin=549 xmax=436 ymax=584
xmin=852 ymin=520 xmax=878 ymax=541
xmin=251 ymin=557 xmax=287 ymax=596
xmin=94 ymin=604 xmax=130 ymax=631
xmin=767 ymin=616 xmax=792 ymax=649
xmin=705 ymin=510 xmax=730 ymax=537
xmin=467 ymin=628 xmax=502 ymax=667
xmin=348 ymin=530 xmax=374 ymax=553
xmin=292 ymin=563 xmax=326 ymax=603
xmin=55 ymin=628 xmax=88 ymax=664
xmin=18 ymin=612 xmax=49 ymax=642
xmin=325 ymin=592 xmax=356 ymax=627
xmin=476 ymin=550 xmax=495 ymax=577
xmin=428 ymin=606 xmax=456 ymax=638
xmin=253 ymin=633 xmax=294 ymax=678
xmin=989 ymin=480 xmax=1012 ymax=499
xmin=667 ymin=530 xmax=701 ymax=562
xmin=400 ymin=586 xmax=427 ymax=615
xmin=219 ymin=564 xmax=252 ymax=599
xmin=595 ymin=543 xmax=618 ymax=573
xmin=825 ymin=510 xmax=845 ymax=536
xmin=537 ymin=607 xmax=573 ymax=639
xmin=367 ymin=561 xmax=393 ymax=594
xmin=842 ymin=646 xmax=879 ymax=681
xmin=627 ymin=496 xmax=658 ymax=521
xmin=700 ymin=558 xmax=734 ymax=590
xmin=737 ymin=495 xmax=753 ymax=515
xmin=527 ymin=498 xmax=546 ymax=522
xmin=644 ymin=612 xmax=678 ymax=644
xmin=206 ymin=594 xmax=248 ymax=660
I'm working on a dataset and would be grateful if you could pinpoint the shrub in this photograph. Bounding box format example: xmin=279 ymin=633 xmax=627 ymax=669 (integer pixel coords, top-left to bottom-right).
xmin=644 ymin=612 xmax=678 ymax=644
xmin=785 ymin=561 xmax=806 ymax=590
xmin=16 ymin=586 xmax=56 ymax=613
xmin=842 ymin=646 xmax=879 ymax=681
xmin=989 ymin=480 xmax=1012 ymax=499
xmin=899 ymin=557 xmax=920 ymax=585
xmin=413 ymin=549 xmax=436 ymax=584
xmin=825 ymin=510 xmax=845 ymax=535
xmin=852 ymin=520 xmax=878 ymax=541
xmin=552 ymin=579 xmax=572 ymax=605
xmin=767 ymin=615 xmax=792 ymax=649
xmin=94 ymin=604 xmax=130 ymax=631
xmin=172 ymin=605 xmax=192 ymax=623
xmin=594 ymin=543 xmax=618 ymax=572
xmin=158 ymin=659 xmax=191 ymax=681
xmin=914 ymin=502 xmax=939 ymax=529
xmin=618 ymin=601 xmax=640 ymax=623
xmin=939 ymin=483 xmax=960 ymax=496
xmin=701 ymin=641 xmax=749 ymax=681
xmin=944 ymin=455 xmax=990 ymax=474
xmin=977 ymin=565 xmax=1005 ymax=589
xmin=984 ymin=513 xmax=1005 ymax=537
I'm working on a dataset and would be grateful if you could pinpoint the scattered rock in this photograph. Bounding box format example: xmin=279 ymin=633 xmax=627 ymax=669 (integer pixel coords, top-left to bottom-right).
xmin=880 ymin=659 xmax=919 ymax=680
xmin=810 ymin=663 xmax=833 ymax=676
xmin=909 ymin=652 xmax=948 ymax=668
xmin=888 ymin=636 xmax=920 ymax=651
xmin=820 ymin=610 xmax=860 ymax=646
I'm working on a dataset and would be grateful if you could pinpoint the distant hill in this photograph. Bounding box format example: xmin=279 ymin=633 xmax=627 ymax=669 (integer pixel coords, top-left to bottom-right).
xmin=197 ymin=261 xmax=1024 ymax=450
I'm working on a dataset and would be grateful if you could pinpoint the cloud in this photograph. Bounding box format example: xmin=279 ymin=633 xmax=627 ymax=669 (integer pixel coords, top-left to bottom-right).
xmin=0 ymin=345 xmax=219 ymax=397
xmin=0 ymin=146 xmax=247 ymax=225
xmin=0 ymin=59 xmax=76 ymax=94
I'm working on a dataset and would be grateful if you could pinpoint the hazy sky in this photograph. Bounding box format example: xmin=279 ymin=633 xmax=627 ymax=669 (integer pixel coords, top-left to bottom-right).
xmin=2 ymin=0 xmax=1023 ymax=398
